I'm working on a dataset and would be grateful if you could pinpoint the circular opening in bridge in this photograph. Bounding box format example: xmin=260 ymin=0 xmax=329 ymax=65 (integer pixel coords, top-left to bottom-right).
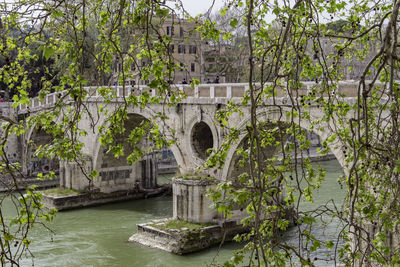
xmin=191 ymin=121 xmax=214 ymax=160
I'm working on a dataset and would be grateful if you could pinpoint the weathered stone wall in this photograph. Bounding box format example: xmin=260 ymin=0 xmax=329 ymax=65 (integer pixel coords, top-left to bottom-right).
xmin=60 ymin=158 xmax=91 ymax=190
xmin=173 ymin=179 xmax=219 ymax=223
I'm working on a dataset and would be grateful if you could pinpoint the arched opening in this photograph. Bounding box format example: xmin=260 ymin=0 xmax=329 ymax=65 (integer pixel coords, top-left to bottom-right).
xmin=26 ymin=127 xmax=59 ymax=176
xmin=99 ymin=114 xmax=149 ymax=169
xmin=226 ymin=122 xmax=290 ymax=181
xmin=156 ymin=148 xmax=178 ymax=184
xmin=95 ymin=113 xmax=178 ymax=192
xmin=224 ymin=119 xmax=342 ymax=182
xmin=221 ymin=119 xmax=346 ymax=237
xmin=281 ymin=130 xmax=327 ymax=161
xmin=191 ymin=121 xmax=213 ymax=160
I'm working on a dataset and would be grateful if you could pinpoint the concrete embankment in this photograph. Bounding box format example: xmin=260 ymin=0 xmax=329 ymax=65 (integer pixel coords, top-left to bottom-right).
xmin=41 ymin=185 xmax=171 ymax=211
xmin=0 ymin=177 xmax=59 ymax=193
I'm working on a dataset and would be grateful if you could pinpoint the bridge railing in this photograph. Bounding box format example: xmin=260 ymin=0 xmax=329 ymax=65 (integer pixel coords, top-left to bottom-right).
xmin=17 ymin=81 xmax=364 ymax=114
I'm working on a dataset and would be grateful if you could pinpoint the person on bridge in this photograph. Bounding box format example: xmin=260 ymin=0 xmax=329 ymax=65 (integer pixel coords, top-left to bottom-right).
xmin=213 ymin=76 xmax=219 ymax=84
xmin=181 ymin=78 xmax=188 ymax=84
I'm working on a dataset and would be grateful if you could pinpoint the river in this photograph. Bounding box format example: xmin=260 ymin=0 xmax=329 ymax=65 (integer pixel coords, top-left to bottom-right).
xmin=9 ymin=159 xmax=344 ymax=266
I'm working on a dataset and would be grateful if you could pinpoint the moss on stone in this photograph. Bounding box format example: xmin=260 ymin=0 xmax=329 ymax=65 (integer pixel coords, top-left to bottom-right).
xmin=149 ymin=219 xmax=215 ymax=232
xmin=42 ymin=188 xmax=82 ymax=196
xmin=174 ymin=172 xmax=215 ymax=181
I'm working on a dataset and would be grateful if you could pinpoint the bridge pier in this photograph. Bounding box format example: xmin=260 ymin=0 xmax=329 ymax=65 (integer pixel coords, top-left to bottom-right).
xmin=20 ymin=139 xmax=28 ymax=175
xmin=140 ymin=153 xmax=158 ymax=189
xmin=60 ymin=155 xmax=159 ymax=192
xmin=173 ymin=178 xmax=219 ymax=223
xmin=60 ymin=157 xmax=92 ymax=191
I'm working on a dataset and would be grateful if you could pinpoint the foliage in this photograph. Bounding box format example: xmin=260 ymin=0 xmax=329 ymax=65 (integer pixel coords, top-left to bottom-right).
xmin=0 ymin=0 xmax=400 ymax=266
xmin=0 ymin=0 xmax=184 ymax=265
xmin=326 ymin=19 xmax=351 ymax=34
xmin=200 ymin=0 xmax=400 ymax=266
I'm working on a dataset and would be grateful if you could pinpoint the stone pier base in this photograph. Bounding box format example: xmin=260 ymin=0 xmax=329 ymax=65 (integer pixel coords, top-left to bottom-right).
xmin=129 ymin=218 xmax=247 ymax=254
xmin=129 ymin=178 xmax=248 ymax=254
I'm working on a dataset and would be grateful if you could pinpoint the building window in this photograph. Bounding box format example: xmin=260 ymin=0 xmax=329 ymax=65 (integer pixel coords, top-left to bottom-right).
xmin=180 ymin=62 xmax=184 ymax=70
xmin=178 ymin=45 xmax=185 ymax=54
xmin=189 ymin=45 xmax=197 ymax=54
xmin=166 ymin=26 xmax=174 ymax=36
xmin=191 ymin=63 xmax=195 ymax=72
xmin=169 ymin=44 xmax=175 ymax=53
xmin=180 ymin=27 xmax=184 ymax=37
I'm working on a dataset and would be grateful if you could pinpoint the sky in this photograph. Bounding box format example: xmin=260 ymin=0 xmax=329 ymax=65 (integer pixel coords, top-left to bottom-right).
xmin=1 ymin=0 xmax=226 ymax=19
xmin=175 ymin=0 xmax=225 ymax=16
xmin=179 ymin=0 xmax=335 ymax=22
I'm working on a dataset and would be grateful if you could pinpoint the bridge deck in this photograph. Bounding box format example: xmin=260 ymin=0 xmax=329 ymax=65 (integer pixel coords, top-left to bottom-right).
xmin=17 ymin=81 xmax=367 ymax=114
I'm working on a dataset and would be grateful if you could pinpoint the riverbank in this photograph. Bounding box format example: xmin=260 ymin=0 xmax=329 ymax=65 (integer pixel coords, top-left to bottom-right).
xmin=0 ymin=176 xmax=59 ymax=193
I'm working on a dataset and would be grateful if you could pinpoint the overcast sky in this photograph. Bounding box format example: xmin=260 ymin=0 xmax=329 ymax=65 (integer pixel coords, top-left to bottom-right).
xmin=1 ymin=0 xmax=226 ymax=15
xmin=177 ymin=0 xmax=225 ymax=16
xmin=180 ymin=0 xmax=334 ymax=22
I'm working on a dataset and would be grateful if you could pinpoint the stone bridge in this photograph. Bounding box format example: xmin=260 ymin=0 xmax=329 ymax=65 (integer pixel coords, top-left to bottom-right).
xmin=7 ymin=82 xmax=361 ymax=222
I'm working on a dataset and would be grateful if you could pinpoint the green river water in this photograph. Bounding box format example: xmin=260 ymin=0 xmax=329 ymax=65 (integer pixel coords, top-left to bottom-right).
xmin=8 ymin=159 xmax=344 ymax=267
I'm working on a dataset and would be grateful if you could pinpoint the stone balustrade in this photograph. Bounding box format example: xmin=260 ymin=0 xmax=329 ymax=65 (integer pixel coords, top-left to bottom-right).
xmin=16 ymin=81 xmax=371 ymax=114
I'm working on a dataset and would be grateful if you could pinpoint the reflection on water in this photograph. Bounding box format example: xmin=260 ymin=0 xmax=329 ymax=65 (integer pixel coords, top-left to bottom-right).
xmin=9 ymin=159 xmax=344 ymax=266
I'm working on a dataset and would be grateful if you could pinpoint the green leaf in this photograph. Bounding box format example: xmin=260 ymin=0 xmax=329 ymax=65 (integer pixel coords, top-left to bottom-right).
xmin=43 ymin=46 xmax=55 ymax=60
xmin=230 ymin=18 xmax=238 ymax=28
xmin=326 ymin=240 xmax=334 ymax=249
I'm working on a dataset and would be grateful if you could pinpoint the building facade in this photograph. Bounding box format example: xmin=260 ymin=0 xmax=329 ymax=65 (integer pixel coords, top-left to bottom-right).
xmin=111 ymin=15 xmax=234 ymax=86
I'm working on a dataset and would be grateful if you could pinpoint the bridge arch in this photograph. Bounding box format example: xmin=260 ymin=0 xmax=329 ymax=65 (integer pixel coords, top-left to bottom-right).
xmin=220 ymin=107 xmax=347 ymax=181
xmin=92 ymin=109 xmax=185 ymax=171
xmin=91 ymin=107 xmax=186 ymax=191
